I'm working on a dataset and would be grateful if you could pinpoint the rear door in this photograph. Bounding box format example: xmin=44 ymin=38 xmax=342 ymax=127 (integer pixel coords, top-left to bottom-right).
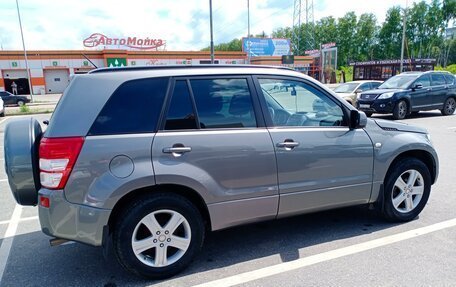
xmin=152 ymin=76 xmax=278 ymax=230
xmin=254 ymin=76 xmax=374 ymax=217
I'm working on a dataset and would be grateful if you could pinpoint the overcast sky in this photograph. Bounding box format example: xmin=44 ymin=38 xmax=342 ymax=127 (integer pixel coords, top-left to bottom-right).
xmin=0 ymin=0 xmax=426 ymax=51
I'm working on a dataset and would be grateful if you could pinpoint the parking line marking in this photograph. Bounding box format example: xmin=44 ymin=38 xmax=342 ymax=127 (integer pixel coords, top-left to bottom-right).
xmin=0 ymin=118 xmax=7 ymax=125
xmin=0 ymin=179 xmax=7 ymax=182
xmin=192 ymin=218 xmax=456 ymax=287
xmin=0 ymin=204 xmax=23 ymax=284
xmin=0 ymin=216 xmax=38 ymax=226
xmin=448 ymin=127 xmax=456 ymax=130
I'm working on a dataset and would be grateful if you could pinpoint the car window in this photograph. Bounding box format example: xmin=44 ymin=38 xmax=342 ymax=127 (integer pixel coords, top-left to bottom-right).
xmin=415 ymin=75 xmax=431 ymax=87
xmin=189 ymin=78 xmax=257 ymax=129
xmin=333 ymin=83 xmax=358 ymax=93
xmin=371 ymin=82 xmax=382 ymax=89
xmin=358 ymin=83 xmax=371 ymax=91
xmin=258 ymin=78 xmax=345 ymax=127
xmin=444 ymin=74 xmax=455 ymax=85
xmin=0 ymin=92 xmax=8 ymax=97
xmin=164 ymin=80 xmax=197 ymax=130
xmin=431 ymin=74 xmax=446 ymax=86
xmin=89 ymin=77 xmax=169 ymax=135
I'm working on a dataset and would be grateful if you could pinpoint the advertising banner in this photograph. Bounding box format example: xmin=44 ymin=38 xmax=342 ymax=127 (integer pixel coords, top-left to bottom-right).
xmin=242 ymin=38 xmax=291 ymax=57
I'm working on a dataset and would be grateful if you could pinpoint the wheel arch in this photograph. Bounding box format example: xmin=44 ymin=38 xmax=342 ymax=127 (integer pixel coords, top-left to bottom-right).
xmin=384 ymin=149 xmax=437 ymax=185
xmin=107 ymin=184 xmax=212 ymax=234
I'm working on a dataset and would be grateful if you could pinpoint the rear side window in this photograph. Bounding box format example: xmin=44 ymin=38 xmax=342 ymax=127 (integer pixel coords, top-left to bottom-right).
xmin=431 ymin=74 xmax=446 ymax=86
xmin=444 ymin=74 xmax=455 ymax=85
xmin=89 ymin=77 xmax=168 ymax=135
xmin=190 ymin=78 xmax=257 ymax=129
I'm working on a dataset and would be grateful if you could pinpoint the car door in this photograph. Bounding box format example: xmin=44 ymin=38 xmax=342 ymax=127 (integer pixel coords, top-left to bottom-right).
xmin=254 ymin=76 xmax=374 ymax=217
xmin=410 ymin=74 xmax=431 ymax=110
xmin=430 ymin=73 xmax=448 ymax=108
xmin=152 ymin=76 xmax=279 ymax=231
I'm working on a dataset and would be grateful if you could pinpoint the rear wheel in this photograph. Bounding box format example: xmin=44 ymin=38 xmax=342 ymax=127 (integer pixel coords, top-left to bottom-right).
xmin=382 ymin=158 xmax=431 ymax=222
xmin=113 ymin=193 xmax=205 ymax=279
xmin=441 ymin=97 xmax=456 ymax=116
xmin=393 ymin=100 xmax=408 ymax=120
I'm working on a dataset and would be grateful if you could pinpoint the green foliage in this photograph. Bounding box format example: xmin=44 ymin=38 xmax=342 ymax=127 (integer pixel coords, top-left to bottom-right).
xmin=210 ymin=1 xmax=455 ymax=66
xmin=19 ymin=104 xmax=30 ymax=113
xmin=201 ymin=38 xmax=242 ymax=51
xmin=435 ymin=64 xmax=456 ymax=74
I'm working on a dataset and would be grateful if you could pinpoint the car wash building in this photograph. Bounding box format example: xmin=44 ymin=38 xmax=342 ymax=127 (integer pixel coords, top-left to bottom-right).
xmin=0 ymin=49 xmax=247 ymax=95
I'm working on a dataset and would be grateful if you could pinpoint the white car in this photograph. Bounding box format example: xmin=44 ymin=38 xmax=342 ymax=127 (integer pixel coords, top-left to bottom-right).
xmin=0 ymin=97 xmax=4 ymax=117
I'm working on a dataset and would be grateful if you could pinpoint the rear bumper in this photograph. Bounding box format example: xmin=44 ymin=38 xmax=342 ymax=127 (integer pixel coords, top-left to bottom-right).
xmin=38 ymin=188 xmax=111 ymax=246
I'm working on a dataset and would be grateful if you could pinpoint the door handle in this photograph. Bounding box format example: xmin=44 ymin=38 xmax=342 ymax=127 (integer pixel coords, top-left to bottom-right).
xmin=276 ymin=140 xmax=299 ymax=149
xmin=163 ymin=145 xmax=192 ymax=157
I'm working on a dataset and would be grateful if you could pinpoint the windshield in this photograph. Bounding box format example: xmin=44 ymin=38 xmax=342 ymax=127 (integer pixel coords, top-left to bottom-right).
xmin=334 ymin=83 xmax=359 ymax=93
xmin=378 ymin=75 xmax=417 ymax=89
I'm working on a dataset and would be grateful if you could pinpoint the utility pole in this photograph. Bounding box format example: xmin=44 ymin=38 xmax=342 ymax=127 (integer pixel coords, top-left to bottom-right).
xmin=209 ymin=0 xmax=215 ymax=64
xmin=247 ymin=0 xmax=251 ymax=64
xmin=399 ymin=0 xmax=408 ymax=73
xmin=15 ymin=0 xmax=34 ymax=101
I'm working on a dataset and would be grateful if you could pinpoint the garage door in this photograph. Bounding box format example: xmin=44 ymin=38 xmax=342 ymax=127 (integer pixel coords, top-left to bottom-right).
xmin=2 ymin=70 xmax=30 ymax=95
xmin=44 ymin=69 xmax=70 ymax=94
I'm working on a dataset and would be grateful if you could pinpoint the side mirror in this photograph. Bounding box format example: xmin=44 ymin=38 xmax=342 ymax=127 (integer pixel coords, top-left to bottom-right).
xmin=355 ymin=89 xmax=363 ymax=94
xmin=350 ymin=110 xmax=367 ymax=129
xmin=413 ymin=83 xmax=423 ymax=90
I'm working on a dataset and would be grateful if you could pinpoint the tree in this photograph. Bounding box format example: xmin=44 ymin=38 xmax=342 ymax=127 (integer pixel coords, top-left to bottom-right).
xmin=337 ymin=12 xmax=357 ymax=66
xmin=377 ymin=7 xmax=403 ymax=60
xmin=356 ymin=13 xmax=378 ymax=61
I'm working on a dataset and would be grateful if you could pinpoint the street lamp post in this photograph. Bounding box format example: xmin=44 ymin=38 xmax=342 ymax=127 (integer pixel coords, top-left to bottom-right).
xmin=15 ymin=0 xmax=34 ymax=102
xmin=247 ymin=0 xmax=251 ymax=64
xmin=209 ymin=0 xmax=215 ymax=64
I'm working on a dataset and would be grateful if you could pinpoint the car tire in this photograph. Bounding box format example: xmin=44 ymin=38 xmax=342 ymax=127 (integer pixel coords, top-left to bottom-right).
xmin=364 ymin=112 xmax=373 ymax=117
xmin=440 ymin=97 xmax=456 ymax=116
xmin=113 ymin=193 xmax=205 ymax=279
xmin=0 ymin=110 xmax=4 ymax=117
xmin=17 ymin=100 xmax=25 ymax=106
xmin=393 ymin=100 xmax=408 ymax=120
xmin=382 ymin=158 xmax=431 ymax=222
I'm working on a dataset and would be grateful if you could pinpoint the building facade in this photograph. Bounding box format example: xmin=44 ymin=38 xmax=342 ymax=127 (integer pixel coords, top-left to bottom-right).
xmin=0 ymin=50 xmax=247 ymax=95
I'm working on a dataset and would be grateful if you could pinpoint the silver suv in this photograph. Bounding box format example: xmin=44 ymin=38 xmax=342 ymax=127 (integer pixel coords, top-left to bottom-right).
xmin=4 ymin=66 xmax=439 ymax=279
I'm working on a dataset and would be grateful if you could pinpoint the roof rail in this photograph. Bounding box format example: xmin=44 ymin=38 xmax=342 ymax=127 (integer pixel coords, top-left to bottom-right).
xmin=89 ymin=64 xmax=294 ymax=74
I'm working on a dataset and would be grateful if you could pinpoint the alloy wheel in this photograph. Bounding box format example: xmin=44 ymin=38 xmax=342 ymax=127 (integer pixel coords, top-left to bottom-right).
xmin=391 ymin=169 xmax=424 ymax=213
xmin=131 ymin=209 xmax=191 ymax=268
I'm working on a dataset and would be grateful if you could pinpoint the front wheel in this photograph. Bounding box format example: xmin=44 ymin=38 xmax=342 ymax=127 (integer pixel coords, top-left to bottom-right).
xmin=113 ymin=193 xmax=205 ymax=279
xmin=441 ymin=97 xmax=456 ymax=116
xmin=393 ymin=100 xmax=408 ymax=120
xmin=17 ymin=100 xmax=25 ymax=106
xmin=382 ymin=158 xmax=431 ymax=222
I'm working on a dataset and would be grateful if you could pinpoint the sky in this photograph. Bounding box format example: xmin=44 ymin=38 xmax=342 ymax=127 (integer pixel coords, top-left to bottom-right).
xmin=0 ymin=0 xmax=427 ymax=51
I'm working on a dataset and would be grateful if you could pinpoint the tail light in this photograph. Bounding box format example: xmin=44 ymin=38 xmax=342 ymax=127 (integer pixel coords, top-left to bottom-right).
xmin=39 ymin=137 xmax=85 ymax=189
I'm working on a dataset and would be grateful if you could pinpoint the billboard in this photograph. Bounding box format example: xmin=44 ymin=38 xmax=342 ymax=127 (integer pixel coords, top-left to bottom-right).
xmin=242 ymin=38 xmax=291 ymax=57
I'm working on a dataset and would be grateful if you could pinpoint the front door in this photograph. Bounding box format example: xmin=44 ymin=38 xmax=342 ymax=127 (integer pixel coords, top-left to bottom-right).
xmin=152 ymin=77 xmax=279 ymax=230
xmin=255 ymin=76 xmax=374 ymax=217
xmin=410 ymin=74 xmax=431 ymax=109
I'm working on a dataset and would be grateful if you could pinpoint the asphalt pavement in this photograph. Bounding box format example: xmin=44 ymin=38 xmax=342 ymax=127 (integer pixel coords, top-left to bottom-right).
xmin=0 ymin=111 xmax=455 ymax=287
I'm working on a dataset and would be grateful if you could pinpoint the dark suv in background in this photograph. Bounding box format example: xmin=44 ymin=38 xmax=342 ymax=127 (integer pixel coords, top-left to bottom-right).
xmin=357 ymin=71 xmax=456 ymax=119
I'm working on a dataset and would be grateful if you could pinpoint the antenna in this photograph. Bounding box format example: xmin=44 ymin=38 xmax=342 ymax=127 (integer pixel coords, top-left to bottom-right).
xmin=292 ymin=0 xmax=315 ymax=55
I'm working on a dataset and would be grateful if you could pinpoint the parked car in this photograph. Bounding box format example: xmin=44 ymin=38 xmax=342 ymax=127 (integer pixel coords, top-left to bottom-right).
xmin=357 ymin=71 xmax=456 ymax=119
xmin=4 ymin=65 xmax=439 ymax=279
xmin=0 ymin=97 xmax=4 ymax=117
xmin=333 ymin=80 xmax=382 ymax=106
xmin=0 ymin=90 xmax=31 ymax=106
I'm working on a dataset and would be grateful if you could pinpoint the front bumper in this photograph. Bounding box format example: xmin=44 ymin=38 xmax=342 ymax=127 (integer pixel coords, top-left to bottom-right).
xmin=357 ymin=99 xmax=395 ymax=113
xmin=38 ymin=188 xmax=111 ymax=246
